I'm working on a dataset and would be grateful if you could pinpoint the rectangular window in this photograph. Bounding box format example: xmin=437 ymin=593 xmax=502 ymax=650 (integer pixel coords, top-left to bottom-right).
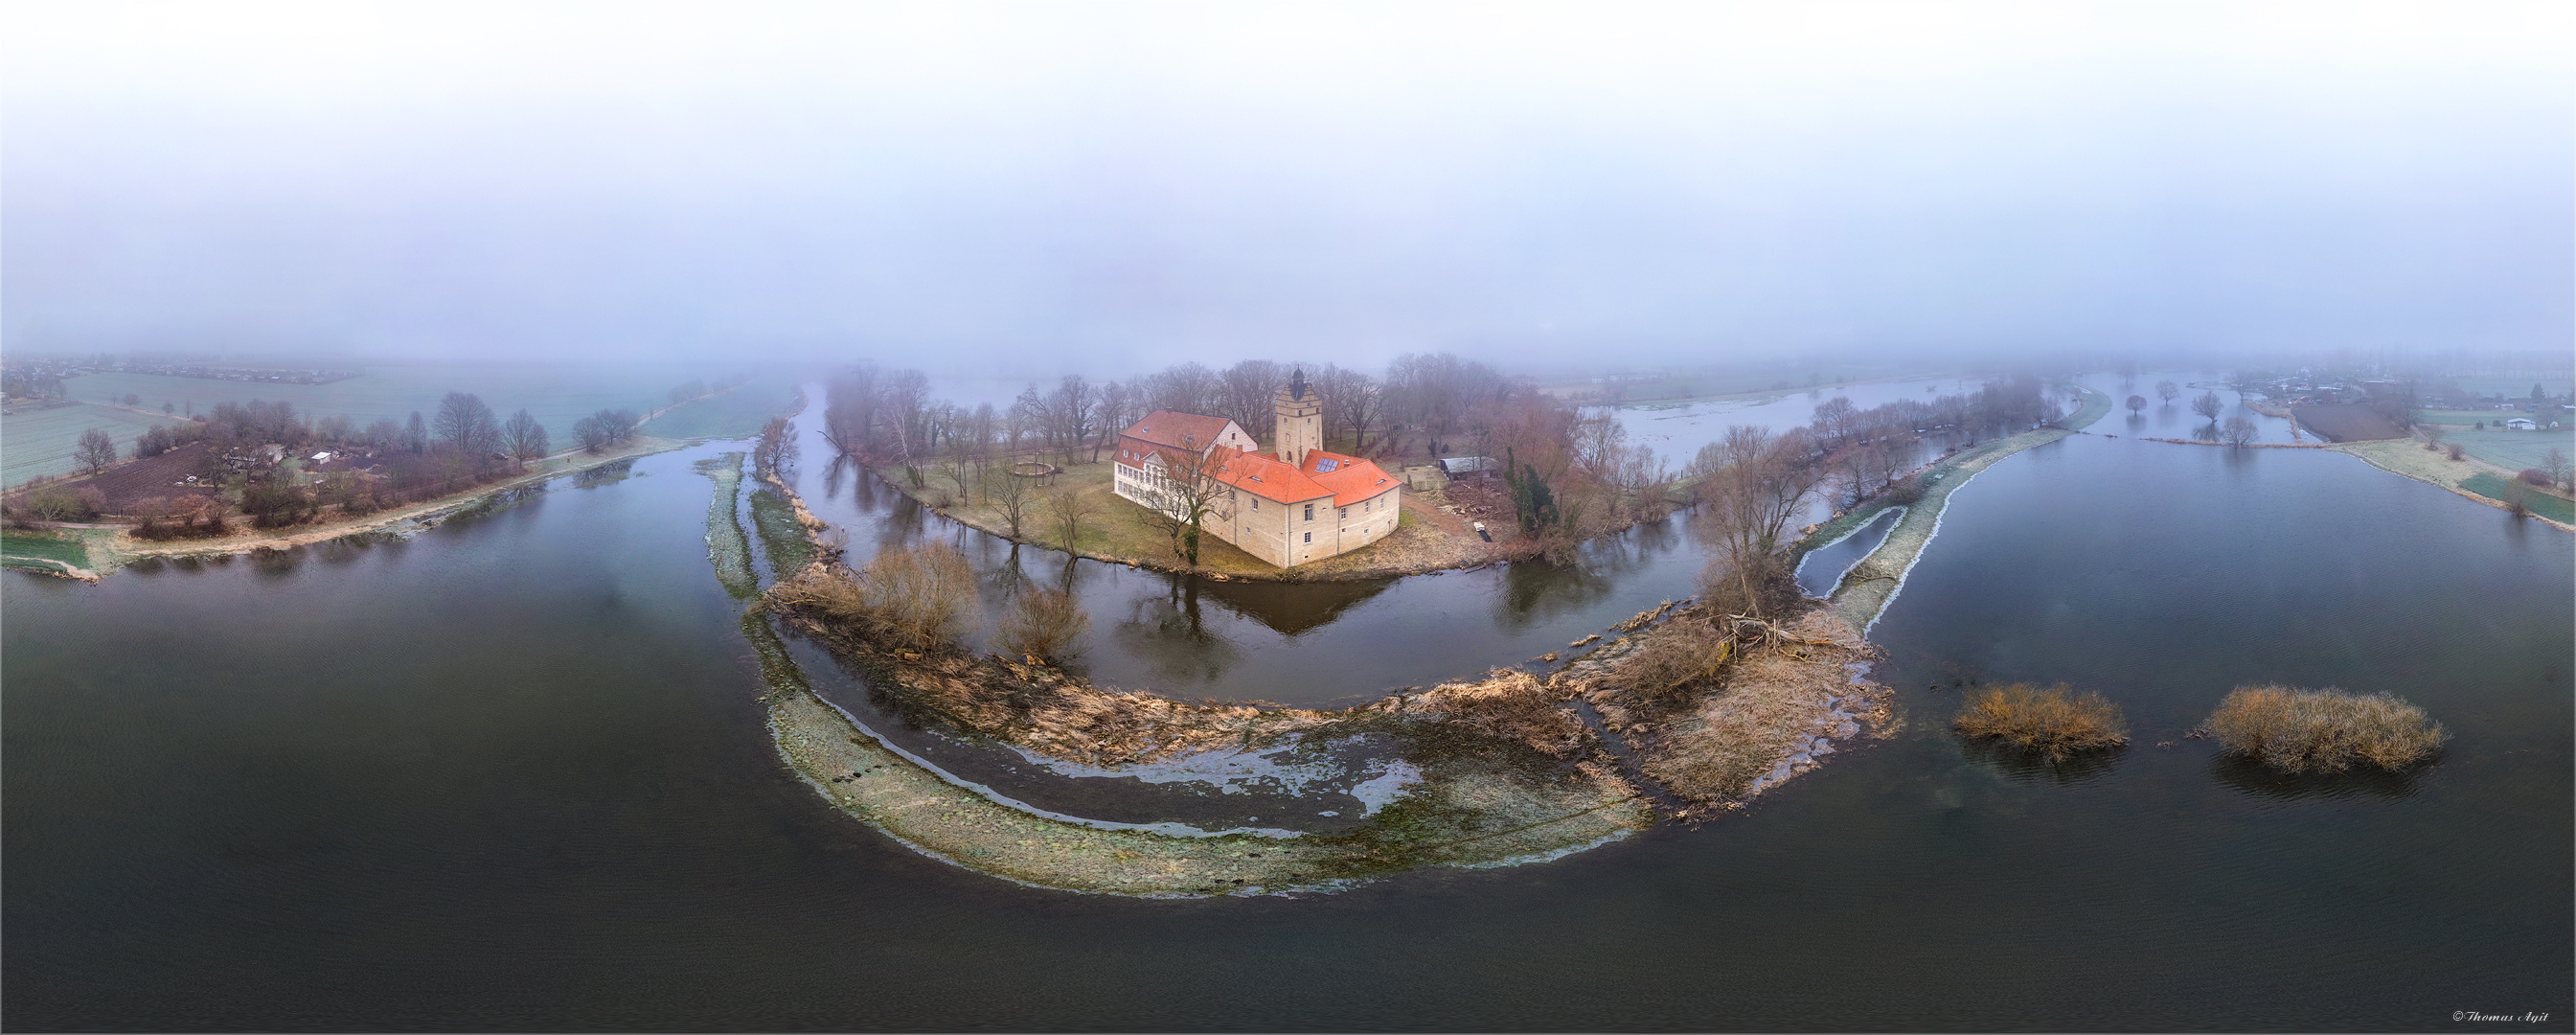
xmin=1304 ymin=504 xmax=1314 ymax=520
xmin=1338 ymin=507 xmax=1347 ymax=518
xmin=1303 ymin=532 xmax=1311 ymax=543
xmin=1251 ymin=497 xmax=1259 ymax=509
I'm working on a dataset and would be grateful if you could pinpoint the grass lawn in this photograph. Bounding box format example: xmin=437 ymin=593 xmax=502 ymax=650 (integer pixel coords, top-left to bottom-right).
xmin=2459 ymin=472 xmax=2576 ymax=523
xmin=893 ymin=458 xmax=1284 ymax=576
xmin=0 ymin=531 xmax=90 ymax=568
xmin=2 ymin=402 xmax=194 ymax=486
xmin=2419 ymin=426 xmax=2575 ymax=473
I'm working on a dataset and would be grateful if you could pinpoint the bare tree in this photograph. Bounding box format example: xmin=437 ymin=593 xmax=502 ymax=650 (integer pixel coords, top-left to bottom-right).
xmin=2126 ymin=394 xmax=2147 ymax=415
xmin=2543 ymin=448 xmax=2571 ymax=493
xmin=988 ymin=465 xmax=1034 ymax=539
xmin=859 ymin=543 xmax=981 ymax=652
xmin=1090 ymin=380 xmax=1136 ymax=463
xmin=753 ymin=417 xmax=798 ymax=476
xmin=1039 ymin=482 xmax=1100 ymax=552
xmin=1219 ymin=359 xmax=1286 ymax=441
xmin=76 ymin=427 xmax=118 ymax=474
xmin=2192 ymin=390 xmax=2223 ymax=422
xmin=434 ymin=392 xmax=502 ymax=459
xmin=1147 ymin=361 xmax=1220 ymax=417
xmin=1134 ymin=434 xmax=1235 ymax=565
xmin=1320 ymin=365 xmax=1384 ymax=451
xmin=1571 ymin=412 xmax=1628 ymax=483
xmin=2156 ymin=380 xmax=2180 ymax=404
xmin=996 ymin=586 xmax=1091 ymax=663
xmin=2221 ymin=415 xmax=2259 ymax=447
xmin=1810 ymin=396 xmax=1858 ymax=448
xmin=822 ymin=364 xmax=881 ymax=456
xmin=503 ymin=408 xmax=549 ymax=465
xmin=1690 ymin=426 xmax=1828 ymax=617
xmin=1048 ymin=375 xmax=1099 ymax=467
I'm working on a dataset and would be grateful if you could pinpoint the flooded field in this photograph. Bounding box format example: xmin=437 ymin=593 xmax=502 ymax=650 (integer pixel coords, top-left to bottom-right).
xmin=5 ymin=389 xmax=2567 ymax=1029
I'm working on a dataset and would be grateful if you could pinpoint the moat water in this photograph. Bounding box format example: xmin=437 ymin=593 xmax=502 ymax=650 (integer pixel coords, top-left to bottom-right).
xmin=7 ymin=401 xmax=2567 ymax=1029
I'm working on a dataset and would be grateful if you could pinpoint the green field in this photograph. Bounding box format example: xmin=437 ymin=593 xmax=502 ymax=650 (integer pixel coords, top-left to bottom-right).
xmin=62 ymin=363 xmax=749 ymax=452
xmin=1 ymin=402 xmax=195 ymax=486
xmin=0 ymin=531 xmax=91 ymax=568
xmin=641 ymin=380 xmax=800 ymax=440
xmin=2460 ymin=472 xmax=2576 ymax=523
xmin=2415 ymin=410 xmax=2574 ymax=472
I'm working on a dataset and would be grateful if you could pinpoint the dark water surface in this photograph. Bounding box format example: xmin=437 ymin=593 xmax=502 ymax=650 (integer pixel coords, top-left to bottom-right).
xmin=7 ymin=428 xmax=2568 ymax=1029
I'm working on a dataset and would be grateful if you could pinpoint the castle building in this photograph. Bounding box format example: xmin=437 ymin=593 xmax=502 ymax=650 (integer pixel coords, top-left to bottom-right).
xmin=1110 ymin=369 xmax=1401 ymax=568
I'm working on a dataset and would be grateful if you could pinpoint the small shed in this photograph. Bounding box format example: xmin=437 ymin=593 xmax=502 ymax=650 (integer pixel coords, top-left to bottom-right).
xmin=2505 ymin=418 xmax=2537 ymax=430
xmin=1439 ymin=456 xmax=1502 ymax=479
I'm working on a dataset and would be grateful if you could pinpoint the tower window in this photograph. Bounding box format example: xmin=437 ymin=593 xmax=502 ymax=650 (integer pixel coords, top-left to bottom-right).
xmin=1304 ymin=503 xmax=1314 ymax=520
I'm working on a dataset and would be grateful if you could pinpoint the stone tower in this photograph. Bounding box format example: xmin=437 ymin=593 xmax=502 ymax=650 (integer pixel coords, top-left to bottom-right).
xmin=1274 ymin=367 xmax=1322 ymax=467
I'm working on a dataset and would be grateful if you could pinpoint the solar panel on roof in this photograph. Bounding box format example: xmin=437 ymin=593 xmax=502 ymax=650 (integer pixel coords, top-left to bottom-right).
xmin=1315 ymin=458 xmax=1339 ymax=472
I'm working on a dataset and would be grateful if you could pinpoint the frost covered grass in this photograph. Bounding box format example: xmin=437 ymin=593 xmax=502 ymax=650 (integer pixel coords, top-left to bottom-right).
xmin=2205 ymin=684 xmax=2449 ymax=773
xmin=1951 ymin=682 xmax=2129 ymax=760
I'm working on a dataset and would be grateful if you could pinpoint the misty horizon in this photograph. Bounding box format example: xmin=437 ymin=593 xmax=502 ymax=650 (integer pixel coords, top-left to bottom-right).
xmin=6 ymin=2 xmax=2570 ymax=379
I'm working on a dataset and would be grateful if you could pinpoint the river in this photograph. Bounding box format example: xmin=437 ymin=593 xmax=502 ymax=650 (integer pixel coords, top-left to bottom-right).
xmin=5 ymin=395 xmax=2567 ymax=1029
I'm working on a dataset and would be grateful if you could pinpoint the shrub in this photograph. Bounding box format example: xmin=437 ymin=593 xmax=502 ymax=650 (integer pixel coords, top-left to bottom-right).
xmin=2519 ymin=468 xmax=2549 ymax=486
xmin=995 ymin=586 xmax=1090 ymax=662
xmin=240 ymin=482 xmax=315 ymax=528
xmin=1880 ymin=474 xmax=1926 ymax=506
xmin=2447 ymin=443 xmax=2464 ymax=461
xmin=1695 ymin=551 xmax=1798 ymax=619
xmin=1619 ymin=616 xmax=1736 ymax=705
xmin=2205 ymin=684 xmax=2448 ymax=773
xmin=767 ymin=543 xmax=982 ymax=654
xmin=1952 ymin=682 xmax=2129 ymax=759
xmin=25 ymin=486 xmax=105 ymax=522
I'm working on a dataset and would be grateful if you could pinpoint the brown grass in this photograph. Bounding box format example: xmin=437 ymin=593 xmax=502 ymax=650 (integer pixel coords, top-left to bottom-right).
xmin=2205 ymin=684 xmax=2449 ymax=773
xmin=1610 ymin=610 xmax=1887 ymax=805
xmin=1952 ymin=682 xmax=2129 ymax=759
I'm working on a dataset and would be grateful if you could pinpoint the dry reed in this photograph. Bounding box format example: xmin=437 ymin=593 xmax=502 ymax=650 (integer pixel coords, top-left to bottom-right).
xmin=1951 ymin=682 xmax=2129 ymax=759
xmin=2205 ymin=684 xmax=2448 ymax=773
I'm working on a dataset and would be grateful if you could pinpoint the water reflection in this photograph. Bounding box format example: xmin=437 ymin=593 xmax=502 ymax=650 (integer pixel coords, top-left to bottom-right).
xmin=2207 ymin=755 xmax=2426 ymax=801
xmin=1108 ymin=579 xmax=1243 ymax=687
xmin=1959 ymin=738 xmax=2126 ymax=786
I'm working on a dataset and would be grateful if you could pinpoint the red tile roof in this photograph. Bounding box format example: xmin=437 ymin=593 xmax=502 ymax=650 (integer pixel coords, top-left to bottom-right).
xmin=1120 ymin=410 xmax=1238 ymax=453
xmin=1300 ymin=449 xmax=1400 ymax=506
xmin=1208 ymin=447 xmax=1397 ymax=506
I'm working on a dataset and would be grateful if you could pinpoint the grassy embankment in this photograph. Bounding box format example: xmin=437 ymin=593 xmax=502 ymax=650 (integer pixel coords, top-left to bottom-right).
xmin=1801 ymin=384 xmax=2113 ymax=631
xmin=2334 ymin=436 xmax=2575 ymax=531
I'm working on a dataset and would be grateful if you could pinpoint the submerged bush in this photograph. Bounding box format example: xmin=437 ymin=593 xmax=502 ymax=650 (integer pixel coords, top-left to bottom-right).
xmin=996 ymin=586 xmax=1090 ymax=663
xmin=771 ymin=543 xmax=980 ymax=655
xmin=2205 ymin=684 xmax=2448 ymax=773
xmin=1952 ymin=682 xmax=2129 ymax=760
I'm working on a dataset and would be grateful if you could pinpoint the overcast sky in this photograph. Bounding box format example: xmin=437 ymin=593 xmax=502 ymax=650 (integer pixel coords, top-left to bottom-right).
xmin=5 ymin=1 xmax=2568 ymax=379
